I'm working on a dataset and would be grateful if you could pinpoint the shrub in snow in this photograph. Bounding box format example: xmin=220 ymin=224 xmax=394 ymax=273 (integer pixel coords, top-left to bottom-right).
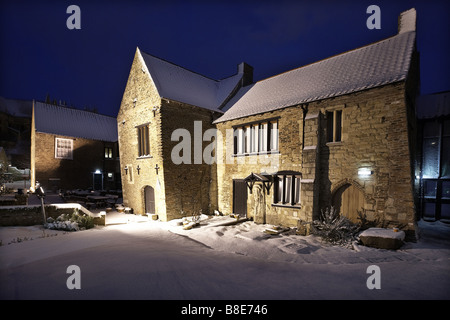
xmin=311 ymin=206 xmax=361 ymax=247
xmin=45 ymin=212 xmax=94 ymax=231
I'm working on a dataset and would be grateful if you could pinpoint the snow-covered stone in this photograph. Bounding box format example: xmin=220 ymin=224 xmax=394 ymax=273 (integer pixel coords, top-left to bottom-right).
xmin=359 ymin=227 xmax=405 ymax=250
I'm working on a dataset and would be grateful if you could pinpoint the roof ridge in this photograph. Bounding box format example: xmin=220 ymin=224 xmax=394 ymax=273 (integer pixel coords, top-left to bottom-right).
xmin=34 ymin=100 xmax=116 ymax=119
xmin=257 ymin=31 xmax=415 ymax=84
xmin=139 ymin=49 xmax=221 ymax=83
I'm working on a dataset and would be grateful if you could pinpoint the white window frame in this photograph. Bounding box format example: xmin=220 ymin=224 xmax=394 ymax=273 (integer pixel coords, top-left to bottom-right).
xmin=233 ymin=118 xmax=279 ymax=156
xmin=55 ymin=138 xmax=73 ymax=160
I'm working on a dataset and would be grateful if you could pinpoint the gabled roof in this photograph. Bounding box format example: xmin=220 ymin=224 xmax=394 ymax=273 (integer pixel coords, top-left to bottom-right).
xmin=139 ymin=50 xmax=243 ymax=112
xmin=33 ymin=101 xmax=118 ymax=142
xmin=214 ymin=30 xmax=416 ymax=123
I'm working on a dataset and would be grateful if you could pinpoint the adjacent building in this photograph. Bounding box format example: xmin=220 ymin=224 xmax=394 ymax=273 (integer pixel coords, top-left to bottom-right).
xmin=31 ymin=101 xmax=120 ymax=192
xmin=415 ymin=91 xmax=450 ymax=222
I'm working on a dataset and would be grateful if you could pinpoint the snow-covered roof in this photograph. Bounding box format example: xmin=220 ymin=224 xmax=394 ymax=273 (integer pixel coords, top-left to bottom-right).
xmin=215 ymin=30 xmax=416 ymax=123
xmin=416 ymin=91 xmax=450 ymax=119
xmin=139 ymin=50 xmax=243 ymax=112
xmin=33 ymin=101 xmax=118 ymax=142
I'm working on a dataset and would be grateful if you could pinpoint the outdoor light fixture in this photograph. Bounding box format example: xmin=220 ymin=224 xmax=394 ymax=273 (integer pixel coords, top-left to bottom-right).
xmin=137 ymin=165 xmax=141 ymax=175
xmin=95 ymin=169 xmax=101 ymax=174
xmin=358 ymin=168 xmax=373 ymax=177
xmin=124 ymin=165 xmax=128 ymax=175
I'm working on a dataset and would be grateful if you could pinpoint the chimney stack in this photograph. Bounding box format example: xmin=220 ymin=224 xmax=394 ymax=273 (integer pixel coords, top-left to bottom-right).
xmin=238 ymin=62 xmax=253 ymax=87
xmin=398 ymin=8 xmax=416 ymax=34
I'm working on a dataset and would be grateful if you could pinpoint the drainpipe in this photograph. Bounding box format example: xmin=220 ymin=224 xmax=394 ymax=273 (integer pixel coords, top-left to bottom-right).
xmin=301 ymin=105 xmax=308 ymax=166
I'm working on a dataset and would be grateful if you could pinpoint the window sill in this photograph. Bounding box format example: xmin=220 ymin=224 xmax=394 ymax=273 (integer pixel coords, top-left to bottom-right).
xmin=233 ymin=151 xmax=280 ymax=157
xmin=137 ymin=155 xmax=153 ymax=160
xmin=271 ymin=203 xmax=301 ymax=209
xmin=326 ymin=141 xmax=343 ymax=147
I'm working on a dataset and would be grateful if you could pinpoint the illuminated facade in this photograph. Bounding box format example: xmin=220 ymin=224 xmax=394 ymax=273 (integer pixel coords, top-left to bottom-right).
xmin=118 ymin=9 xmax=421 ymax=239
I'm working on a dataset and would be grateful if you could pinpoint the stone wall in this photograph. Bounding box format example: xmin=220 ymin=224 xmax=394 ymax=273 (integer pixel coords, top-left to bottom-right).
xmin=0 ymin=204 xmax=105 ymax=226
xmin=117 ymin=49 xmax=219 ymax=221
xmin=160 ymin=100 xmax=219 ymax=220
xmin=117 ymin=48 xmax=165 ymax=218
xmin=31 ymin=131 xmax=119 ymax=192
xmin=215 ymin=106 xmax=305 ymax=227
xmin=315 ymin=82 xmax=417 ymax=237
xmin=216 ymin=81 xmax=418 ymax=237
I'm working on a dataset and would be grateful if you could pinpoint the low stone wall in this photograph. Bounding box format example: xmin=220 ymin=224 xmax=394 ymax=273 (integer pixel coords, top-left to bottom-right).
xmin=0 ymin=194 xmax=29 ymax=206
xmin=0 ymin=203 xmax=105 ymax=226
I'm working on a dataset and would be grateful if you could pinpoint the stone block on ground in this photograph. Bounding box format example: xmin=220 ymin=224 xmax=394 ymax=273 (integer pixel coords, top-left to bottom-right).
xmin=359 ymin=227 xmax=405 ymax=250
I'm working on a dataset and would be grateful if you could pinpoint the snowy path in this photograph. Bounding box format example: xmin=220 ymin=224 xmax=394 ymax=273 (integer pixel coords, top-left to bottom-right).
xmin=0 ymin=218 xmax=449 ymax=300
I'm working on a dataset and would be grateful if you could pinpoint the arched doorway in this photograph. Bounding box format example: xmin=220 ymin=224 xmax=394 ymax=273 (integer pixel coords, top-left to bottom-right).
xmin=332 ymin=183 xmax=365 ymax=223
xmin=144 ymin=186 xmax=155 ymax=214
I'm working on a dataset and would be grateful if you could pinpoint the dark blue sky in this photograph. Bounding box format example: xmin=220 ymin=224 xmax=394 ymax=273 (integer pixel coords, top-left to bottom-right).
xmin=1 ymin=0 xmax=449 ymax=117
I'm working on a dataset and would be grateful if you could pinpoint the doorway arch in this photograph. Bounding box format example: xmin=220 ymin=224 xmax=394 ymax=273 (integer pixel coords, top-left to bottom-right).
xmin=332 ymin=183 xmax=365 ymax=223
xmin=144 ymin=186 xmax=155 ymax=214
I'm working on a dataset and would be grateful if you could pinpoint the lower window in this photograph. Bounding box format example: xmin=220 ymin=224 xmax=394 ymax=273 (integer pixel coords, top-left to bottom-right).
xmin=274 ymin=174 xmax=301 ymax=207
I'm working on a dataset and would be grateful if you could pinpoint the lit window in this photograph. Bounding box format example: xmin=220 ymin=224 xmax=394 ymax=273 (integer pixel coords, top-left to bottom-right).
xmin=55 ymin=138 xmax=73 ymax=159
xmin=107 ymin=172 xmax=114 ymax=181
xmin=105 ymin=147 xmax=113 ymax=159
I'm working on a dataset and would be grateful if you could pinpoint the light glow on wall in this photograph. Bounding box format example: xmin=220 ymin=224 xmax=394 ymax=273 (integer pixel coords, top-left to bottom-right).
xmin=358 ymin=168 xmax=373 ymax=177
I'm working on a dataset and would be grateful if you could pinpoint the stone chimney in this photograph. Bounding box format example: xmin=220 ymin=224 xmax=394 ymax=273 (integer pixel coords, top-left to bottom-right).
xmin=238 ymin=62 xmax=253 ymax=87
xmin=398 ymin=8 xmax=416 ymax=34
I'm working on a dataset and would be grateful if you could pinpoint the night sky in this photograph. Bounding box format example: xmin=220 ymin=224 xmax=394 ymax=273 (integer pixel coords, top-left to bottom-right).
xmin=1 ymin=0 xmax=449 ymax=117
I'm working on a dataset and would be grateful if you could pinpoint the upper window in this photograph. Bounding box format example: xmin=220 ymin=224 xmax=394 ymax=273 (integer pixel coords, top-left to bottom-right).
xmin=55 ymin=138 xmax=73 ymax=159
xmin=327 ymin=110 xmax=342 ymax=143
xmin=105 ymin=147 xmax=113 ymax=159
xmin=233 ymin=119 xmax=279 ymax=156
xmin=137 ymin=124 xmax=150 ymax=157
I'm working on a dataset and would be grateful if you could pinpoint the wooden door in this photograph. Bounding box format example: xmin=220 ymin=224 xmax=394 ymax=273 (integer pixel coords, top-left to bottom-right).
xmin=333 ymin=184 xmax=364 ymax=223
xmin=145 ymin=186 xmax=155 ymax=214
xmin=233 ymin=180 xmax=247 ymax=218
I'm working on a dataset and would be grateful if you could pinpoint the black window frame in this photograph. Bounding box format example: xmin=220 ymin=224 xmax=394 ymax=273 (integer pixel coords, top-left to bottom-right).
xmin=272 ymin=173 xmax=301 ymax=208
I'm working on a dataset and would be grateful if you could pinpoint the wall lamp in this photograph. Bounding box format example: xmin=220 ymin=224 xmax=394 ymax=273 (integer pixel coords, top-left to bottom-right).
xmin=358 ymin=168 xmax=373 ymax=177
xmin=124 ymin=165 xmax=128 ymax=175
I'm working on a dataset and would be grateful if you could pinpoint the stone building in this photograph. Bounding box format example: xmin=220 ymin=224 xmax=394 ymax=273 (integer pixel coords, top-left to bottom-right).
xmin=117 ymin=48 xmax=251 ymax=221
xmin=214 ymin=8 xmax=419 ymax=239
xmin=30 ymin=101 xmax=120 ymax=192
xmin=118 ymin=9 xmax=420 ymax=238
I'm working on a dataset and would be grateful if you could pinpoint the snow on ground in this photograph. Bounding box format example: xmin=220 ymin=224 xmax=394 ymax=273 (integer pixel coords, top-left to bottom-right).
xmin=159 ymin=215 xmax=450 ymax=265
xmin=2 ymin=214 xmax=449 ymax=267
xmin=0 ymin=213 xmax=449 ymax=300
